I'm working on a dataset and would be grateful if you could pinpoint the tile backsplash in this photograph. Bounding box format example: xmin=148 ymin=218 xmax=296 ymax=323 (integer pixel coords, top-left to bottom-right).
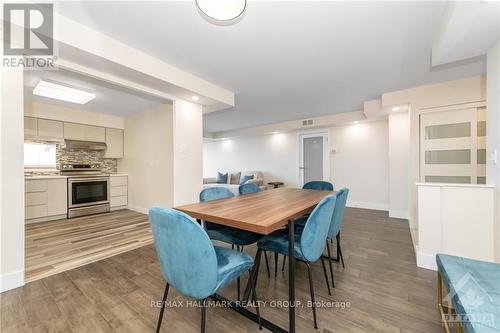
xmin=56 ymin=146 xmax=118 ymax=173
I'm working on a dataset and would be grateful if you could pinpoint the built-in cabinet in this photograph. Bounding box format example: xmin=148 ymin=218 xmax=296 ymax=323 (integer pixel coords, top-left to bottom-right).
xmin=24 ymin=117 xmax=124 ymax=158
xmin=104 ymin=128 xmax=124 ymax=158
xmin=25 ymin=178 xmax=67 ymax=223
xmin=110 ymin=175 xmax=128 ymax=210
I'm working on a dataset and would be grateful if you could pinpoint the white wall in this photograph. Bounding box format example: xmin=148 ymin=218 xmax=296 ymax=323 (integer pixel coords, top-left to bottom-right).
xmin=204 ymin=120 xmax=390 ymax=210
xmin=328 ymin=121 xmax=389 ymax=210
xmin=118 ymin=104 xmax=174 ymax=213
xmin=24 ymin=101 xmax=124 ymax=129
xmin=172 ymin=100 xmax=204 ymax=206
xmin=486 ymin=40 xmax=500 ymax=262
xmin=0 ymin=68 xmax=25 ymax=292
xmin=388 ymin=113 xmax=410 ymax=219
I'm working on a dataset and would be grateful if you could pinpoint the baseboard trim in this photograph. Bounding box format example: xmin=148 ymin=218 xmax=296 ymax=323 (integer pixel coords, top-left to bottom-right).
xmin=0 ymin=269 xmax=24 ymax=293
xmin=389 ymin=210 xmax=409 ymax=219
xmin=347 ymin=200 xmax=389 ymax=211
xmin=127 ymin=205 xmax=149 ymax=215
xmin=416 ymin=247 xmax=437 ymax=271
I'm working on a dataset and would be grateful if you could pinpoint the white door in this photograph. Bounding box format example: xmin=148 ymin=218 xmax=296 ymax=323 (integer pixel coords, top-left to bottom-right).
xmin=299 ymin=133 xmax=329 ymax=187
xmin=420 ymin=106 xmax=486 ymax=184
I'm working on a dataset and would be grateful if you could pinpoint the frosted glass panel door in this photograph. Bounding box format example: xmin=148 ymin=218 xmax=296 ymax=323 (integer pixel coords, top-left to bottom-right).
xmin=420 ymin=106 xmax=486 ymax=184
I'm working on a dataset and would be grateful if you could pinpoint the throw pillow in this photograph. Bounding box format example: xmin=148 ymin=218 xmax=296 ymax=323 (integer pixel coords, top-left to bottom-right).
xmin=240 ymin=174 xmax=254 ymax=185
xmin=229 ymin=172 xmax=241 ymax=185
xmin=216 ymin=172 xmax=228 ymax=184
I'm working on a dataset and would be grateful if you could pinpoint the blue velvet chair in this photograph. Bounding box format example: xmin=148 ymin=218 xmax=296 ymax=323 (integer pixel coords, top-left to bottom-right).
xmin=303 ymin=181 xmax=334 ymax=191
xmin=149 ymin=207 xmax=261 ymax=333
xmin=256 ymin=195 xmax=336 ymax=329
xmin=199 ymin=187 xmax=269 ymax=299
xmin=238 ymin=183 xmax=261 ymax=195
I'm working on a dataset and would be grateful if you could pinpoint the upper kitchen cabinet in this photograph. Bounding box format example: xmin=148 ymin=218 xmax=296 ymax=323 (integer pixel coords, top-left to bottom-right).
xmin=24 ymin=117 xmax=38 ymax=138
xmin=25 ymin=117 xmax=64 ymax=140
xmin=38 ymin=119 xmax=63 ymax=140
xmin=64 ymin=123 xmax=105 ymax=142
xmin=85 ymin=125 xmax=106 ymax=142
xmin=104 ymin=128 xmax=124 ymax=158
xmin=63 ymin=122 xmax=86 ymax=141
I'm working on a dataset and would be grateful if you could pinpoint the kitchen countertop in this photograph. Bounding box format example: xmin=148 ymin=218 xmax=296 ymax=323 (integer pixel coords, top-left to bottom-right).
xmin=25 ymin=173 xmax=128 ymax=179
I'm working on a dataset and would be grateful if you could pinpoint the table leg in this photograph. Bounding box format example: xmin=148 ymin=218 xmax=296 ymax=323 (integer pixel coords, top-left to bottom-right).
xmin=288 ymin=219 xmax=295 ymax=333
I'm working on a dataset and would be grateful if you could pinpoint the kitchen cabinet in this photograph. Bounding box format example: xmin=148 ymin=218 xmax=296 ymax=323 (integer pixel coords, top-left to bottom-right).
xmin=110 ymin=175 xmax=128 ymax=210
xmin=38 ymin=119 xmax=63 ymax=139
xmin=104 ymin=128 xmax=124 ymax=158
xmin=25 ymin=178 xmax=67 ymax=222
xmin=24 ymin=117 xmax=38 ymax=138
xmin=85 ymin=125 xmax=106 ymax=142
xmin=64 ymin=123 xmax=86 ymax=141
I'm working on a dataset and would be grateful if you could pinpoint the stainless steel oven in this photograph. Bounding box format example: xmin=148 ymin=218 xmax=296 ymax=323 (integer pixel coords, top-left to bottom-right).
xmin=68 ymin=176 xmax=110 ymax=218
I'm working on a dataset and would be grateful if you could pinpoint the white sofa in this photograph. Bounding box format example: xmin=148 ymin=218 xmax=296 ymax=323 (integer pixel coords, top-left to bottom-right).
xmin=203 ymin=171 xmax=267 ymax=195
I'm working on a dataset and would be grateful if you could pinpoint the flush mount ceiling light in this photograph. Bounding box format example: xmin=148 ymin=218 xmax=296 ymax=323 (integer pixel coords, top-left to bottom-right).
xmin=392 ymin=106 xmax=400 ymax=112
xmin=33 ymin=80 xmax=96 ymax=105
xmin=192 ymin=95 xmax=200 ymax=101
xmin=196 ymin=0 xmax=246 ymax=23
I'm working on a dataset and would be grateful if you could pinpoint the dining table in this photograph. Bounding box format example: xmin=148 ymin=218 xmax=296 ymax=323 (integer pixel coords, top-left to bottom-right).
xmin=175 ymin=187 xmax=332 ymax=333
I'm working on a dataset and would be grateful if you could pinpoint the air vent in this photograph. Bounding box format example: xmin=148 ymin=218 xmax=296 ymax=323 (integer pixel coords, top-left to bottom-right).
xmin=302 ymin=119 xmax=313 ymax=126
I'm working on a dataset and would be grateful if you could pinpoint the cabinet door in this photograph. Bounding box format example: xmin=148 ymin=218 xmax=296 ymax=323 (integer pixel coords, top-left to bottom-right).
xmin=64 ymin=123 xmax=86 ymax=140
xmin=85 ymin=125 xmax=106 ymax=142
xmin=24 ymin=117 xmax=38 ymax=138
xmin=38 ymin=119 xmax=63 ymax=139
xmin=47 ymin=179 xmax=67 ymax=216
xmin=104 ymin=128 xmax=124 ymax=158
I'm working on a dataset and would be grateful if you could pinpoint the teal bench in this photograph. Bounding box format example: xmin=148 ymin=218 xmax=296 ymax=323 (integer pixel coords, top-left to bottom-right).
xmin=436 ymin=254 xmax=500 ymax=333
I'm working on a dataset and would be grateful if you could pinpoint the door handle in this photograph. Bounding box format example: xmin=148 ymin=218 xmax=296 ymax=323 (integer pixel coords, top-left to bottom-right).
xmin=299 ymin=167 xmax=306 ymax=169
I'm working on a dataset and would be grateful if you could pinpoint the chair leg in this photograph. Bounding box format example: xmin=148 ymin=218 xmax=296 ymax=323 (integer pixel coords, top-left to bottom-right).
xmin=320 ymin=256 xmax=332 ymax=295
xmin=263 ymin=250 xmax=271 ymax=279
xmin=326 ymin=240 xmax=335 ymax=289
xmin=200 ymin=298 xmax=208 ymax=333
xmin=337 ymin=234 xmax=345 ymax=268
xmin=281 ymin=255 xmax=286 ymax=272
xmin=274 ymin=252 xmax=278 ymax=278
xmin=156 ymin=283 xmax=170 ymax=333
xmin=305 ymin=262 xmax=318 ymax=329
xmin=248 ymin=269 xmax=262 ymax=330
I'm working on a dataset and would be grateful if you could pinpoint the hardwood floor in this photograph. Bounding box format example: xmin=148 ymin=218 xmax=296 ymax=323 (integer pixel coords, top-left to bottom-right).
xmin=1 ymin=208 xmax=443 ymax=332
xmin=25 ymin=209 xmax=152 ymax=282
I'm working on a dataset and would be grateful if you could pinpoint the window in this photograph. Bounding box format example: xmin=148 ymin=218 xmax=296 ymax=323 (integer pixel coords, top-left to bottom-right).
xmin=24 ymin=143 xmax=57 ymax=168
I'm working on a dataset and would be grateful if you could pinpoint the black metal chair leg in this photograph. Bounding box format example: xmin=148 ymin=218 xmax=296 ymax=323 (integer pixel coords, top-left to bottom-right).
xmin=337 ymin=234 xmax=345 ymax=268
xmin=274 ymin=252 xmax=278 ymax=278
xmin=201 ymin=298 xmax=208 ymax=333
xmin=248 ymin=269 xmax=262 ymax=330
xmin=305 ymin=263 xmax=318 ymax=329
xmin=263 ymin=250 xmax=271 ymax=279
xmin=237 ymin=277 xmax=240 ymax=300
xmin=320 ymin=256 xmax=331 ymax=295
xmin=156 ymin=283 xmax=170 ymax=333
xmin=244 ymin=248 xmax=263 ymax=302
xmin=281 ymin=255 xmax=286 ymax=272
xmin=326 ymin=240 xmax=335 ymax=289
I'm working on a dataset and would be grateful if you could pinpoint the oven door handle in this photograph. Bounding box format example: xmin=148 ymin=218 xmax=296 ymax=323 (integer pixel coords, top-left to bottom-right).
xmin=69 ymin=177 xmax=110 ymax=183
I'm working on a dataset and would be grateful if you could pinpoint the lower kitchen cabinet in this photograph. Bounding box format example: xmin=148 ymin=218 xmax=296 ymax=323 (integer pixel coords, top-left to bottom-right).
xmin=25 ymin=178 xmax=68 ymax=223
xmin=110 ymin=175 xmax=128 ymax=210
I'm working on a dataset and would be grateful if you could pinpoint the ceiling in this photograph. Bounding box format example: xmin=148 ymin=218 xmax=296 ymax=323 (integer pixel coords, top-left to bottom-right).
xmin=24 ymin=68 xmax=166 ymax=116
xmin=56 ymin=1 xmax=486 ymax=133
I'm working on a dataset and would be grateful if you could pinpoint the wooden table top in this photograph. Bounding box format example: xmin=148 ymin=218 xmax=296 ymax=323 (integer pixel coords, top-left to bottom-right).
xmin=175 ymin=187 xmax=333 ymax=234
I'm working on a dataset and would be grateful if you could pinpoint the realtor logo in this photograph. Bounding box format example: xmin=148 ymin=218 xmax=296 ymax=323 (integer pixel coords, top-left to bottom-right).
xmin=3 ymin=3 xmax=54 ymax=56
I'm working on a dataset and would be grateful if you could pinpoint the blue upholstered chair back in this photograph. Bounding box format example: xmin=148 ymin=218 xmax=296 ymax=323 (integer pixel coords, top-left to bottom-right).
xmin=149 ymin=207 xmax=218 ymax=299
xmin=328 ymin=188 xmax=349 ymax=239
xmin=303 ymin=181 xmax=334 ymax=191
xmin=300 ymin=195 xmax=336 ymax=262
xmin=200 ymin=187 xmax=234 ymax=202
xmin=239 ymin=183 xmax=261 ymax=195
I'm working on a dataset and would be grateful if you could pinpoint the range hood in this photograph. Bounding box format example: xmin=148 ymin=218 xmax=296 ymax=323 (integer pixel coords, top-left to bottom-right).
xmin=63 ymin=139 xmax=107 ymax=151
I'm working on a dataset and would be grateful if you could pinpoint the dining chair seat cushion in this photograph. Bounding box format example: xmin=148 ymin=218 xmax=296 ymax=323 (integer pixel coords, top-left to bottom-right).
xmin=257 ymin=229 xmax=307 ymax=261
xmin=207 ymin=227 xmax=263 ymax=246
xmin=214 ymin=246 xmax=254 ymax=292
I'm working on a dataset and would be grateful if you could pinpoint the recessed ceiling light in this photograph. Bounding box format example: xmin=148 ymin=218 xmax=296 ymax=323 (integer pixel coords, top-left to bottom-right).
xmin=353 ymin=121 xmax=359 ymax=124
xmin=392 ymin=106 xmax=400 ymax=112
xmin=192 ymin=95 xmax=200 ymax=101
xmin=273 ymin=131 xmax=279 ymax=134
xmin=196 ymin=0 xmax=246 ymax=22
xmin=33 ymin=80 xmax=95 ymax=105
